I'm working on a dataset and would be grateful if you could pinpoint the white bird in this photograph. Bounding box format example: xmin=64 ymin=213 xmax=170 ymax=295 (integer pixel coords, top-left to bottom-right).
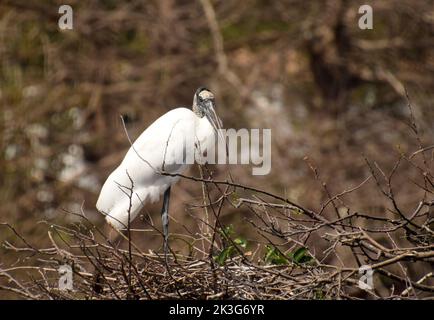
xmin=96 ymin=87 xmax=222 ymax=253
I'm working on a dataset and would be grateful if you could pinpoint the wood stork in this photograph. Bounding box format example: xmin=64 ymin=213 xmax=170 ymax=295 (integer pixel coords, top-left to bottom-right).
xmin=96 ymin=87 xmax=222 ymax=253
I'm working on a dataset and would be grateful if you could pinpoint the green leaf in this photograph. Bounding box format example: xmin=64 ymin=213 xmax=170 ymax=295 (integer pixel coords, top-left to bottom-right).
xmin=314 ymin=289 xmax=325 ymax=300
xmin=264 ymin=245 xmax=289 ymax=265
xmin=234 ymin=237 xmax=247 ymax=249
xmin=215 ymin=246 xmax=235 ymax=265
xmin=291 ymin=247 xmax=313 ymax=264
xmin=215 ymin=226 xmax=247 ymax=265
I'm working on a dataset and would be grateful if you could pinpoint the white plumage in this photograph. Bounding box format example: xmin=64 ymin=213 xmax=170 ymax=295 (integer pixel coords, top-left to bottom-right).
xmin=96 ymin=88 xmax=220 ymax=235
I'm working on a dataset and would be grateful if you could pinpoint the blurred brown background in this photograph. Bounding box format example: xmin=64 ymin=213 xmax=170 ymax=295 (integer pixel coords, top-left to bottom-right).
xmin=0 ymin=0 xmax=433 ymax=292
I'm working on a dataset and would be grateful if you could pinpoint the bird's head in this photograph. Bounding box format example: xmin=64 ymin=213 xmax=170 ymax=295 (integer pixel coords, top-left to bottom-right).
xmin=193 ymin=87 xmax=222 ymax=133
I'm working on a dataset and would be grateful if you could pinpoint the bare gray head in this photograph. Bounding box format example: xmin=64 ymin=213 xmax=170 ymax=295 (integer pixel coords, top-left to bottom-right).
xmin=193 ymin=87 xmax=214 ymax=116
xmin=192 ymin=87 xmax=222 ymax=132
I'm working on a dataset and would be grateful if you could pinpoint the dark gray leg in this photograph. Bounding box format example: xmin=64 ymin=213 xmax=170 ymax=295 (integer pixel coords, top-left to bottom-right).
xmin=161 ymin=186 xmax=171 ymax=257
